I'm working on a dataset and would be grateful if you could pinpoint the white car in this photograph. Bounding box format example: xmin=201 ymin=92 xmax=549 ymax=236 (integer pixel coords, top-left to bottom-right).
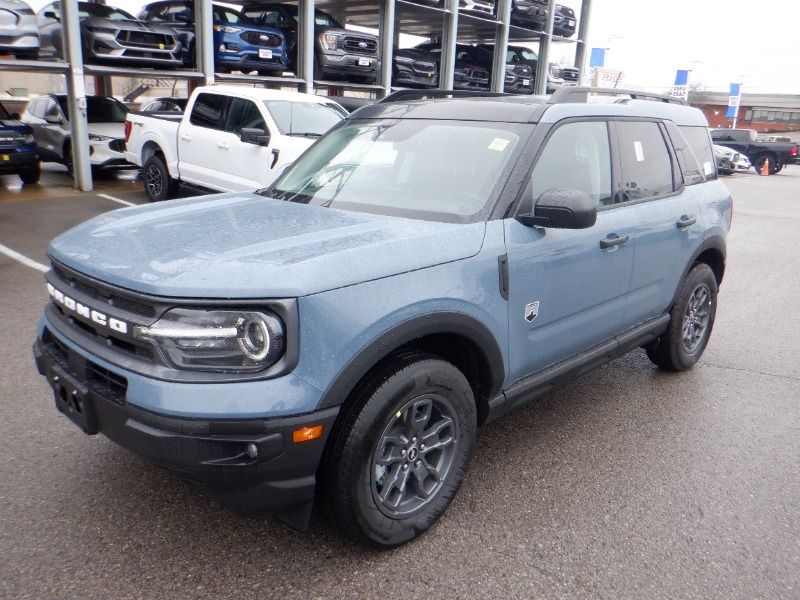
xmin=125 ymin=86 xmax=347 ymax=201
xmin=713 ymin=144 xmax=751 ymax=175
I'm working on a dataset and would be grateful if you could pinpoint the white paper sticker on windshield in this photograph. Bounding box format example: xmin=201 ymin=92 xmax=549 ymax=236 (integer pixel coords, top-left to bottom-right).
xmin=634 ymin=141 xmax=645 ymax=162
xmin=703 ymin=161 xmax=714 ymax=175
xmin=488 ymin=138 xmax=510 ymax=152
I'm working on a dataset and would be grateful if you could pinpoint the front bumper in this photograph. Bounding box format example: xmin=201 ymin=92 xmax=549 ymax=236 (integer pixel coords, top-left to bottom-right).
xmin=88 ymin=138 xmax=133 ymax=168
xmin=34 ymin=334 xmax=338 ymax=515
xmin=318 ymin=52 xmax=380 ymax=79
xmin=393 ymin=63 xmax=438 ymax=88
xmin=217 ymin=49 xmax=289 ymax=72
xmin=0 ymin=147 xmax=37 ymax=173
xmin=86 ymin=28 xmax=183 ymax=68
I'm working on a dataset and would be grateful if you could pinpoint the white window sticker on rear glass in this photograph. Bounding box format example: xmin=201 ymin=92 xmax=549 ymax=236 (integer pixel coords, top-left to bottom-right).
xmin=634 ymin=140 xmax=645 ymax=162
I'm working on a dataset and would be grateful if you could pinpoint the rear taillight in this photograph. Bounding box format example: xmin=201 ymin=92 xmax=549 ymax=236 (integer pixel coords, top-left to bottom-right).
xmin=790 ymin=145 xmax=798 ymax=157
xmin=124 ymin=120 xmax=132 ymax=143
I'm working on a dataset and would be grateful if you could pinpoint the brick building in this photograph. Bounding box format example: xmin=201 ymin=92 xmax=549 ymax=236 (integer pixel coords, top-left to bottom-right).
xmin=689 ymin=91 xmax=800 ymax=133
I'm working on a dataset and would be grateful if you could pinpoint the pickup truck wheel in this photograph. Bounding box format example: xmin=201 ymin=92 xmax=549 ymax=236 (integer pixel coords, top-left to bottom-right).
xmin=755 ymin=154 xmax=777 ymax=175
xmin=323 ymin=353 xmax=476 ymax=548
xmin=646 ymin=263 xmax=717 ymax=371
xmin=19 ymin=163 xmax=41 ymax=185
xmin=143 ymin=154 xmax=178 ymax=202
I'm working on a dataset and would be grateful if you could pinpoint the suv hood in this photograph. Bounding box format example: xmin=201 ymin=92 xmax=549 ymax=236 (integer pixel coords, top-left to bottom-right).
xmin=48 ymin=193 xmax=487 ymax=298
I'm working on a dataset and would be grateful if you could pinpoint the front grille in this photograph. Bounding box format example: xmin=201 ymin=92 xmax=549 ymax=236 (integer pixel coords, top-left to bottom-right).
xmin=117 ymin=30 xmax=173 ymax=49
xmin=413 ymin=62 xmax=436 ymax=74
xmin=239 ymin=30 xmax=282 ymax=48
xmin=343 ymin=36 xmax=377 ymax=55
xmin=109 ymin=139 xmax=125 ymax=152
xmin=43 ymin=330 xmax=129 ymax=406
xmin=560 ymin=68 xmax=580 ymax=82
xmin=469 ymin=69 xmax=488 ymax=81
xmin=52 ymin=264 xmax=156 ymax=318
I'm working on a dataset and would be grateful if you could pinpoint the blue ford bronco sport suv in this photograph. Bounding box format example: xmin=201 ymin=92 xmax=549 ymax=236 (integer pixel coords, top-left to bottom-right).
xmin=34 ymin=87 xmax=732 ymax=548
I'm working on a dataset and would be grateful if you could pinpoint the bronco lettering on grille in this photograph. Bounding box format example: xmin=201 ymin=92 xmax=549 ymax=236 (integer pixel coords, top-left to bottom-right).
xmin=47 ymin=283 xmax=129 ymax=334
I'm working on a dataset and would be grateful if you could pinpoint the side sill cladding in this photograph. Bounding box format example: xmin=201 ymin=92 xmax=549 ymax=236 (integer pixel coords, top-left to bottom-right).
xmin=316 ymin=311 xmax=506 ymax=415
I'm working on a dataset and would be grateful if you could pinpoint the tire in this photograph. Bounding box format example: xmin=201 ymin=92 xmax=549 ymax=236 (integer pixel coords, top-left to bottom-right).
xmin=755 ymin=154 xmax=777 ymax=175
xmin=142 ymin=154 xmax=178 ymax=202
xmin=718 ymin=158 xmax=732 ymax=175
xmin=63 ymin=141 xmax=73 ymax=176
xmin=321 ymin=353 xmax=477 ymax=548
xmin=774 ymin=163 xmax=784 ymax=174
xmin=646 ymin=263 xmax=718 ymax=372
xmin=19 ymin=163 xmax=41 ymax=185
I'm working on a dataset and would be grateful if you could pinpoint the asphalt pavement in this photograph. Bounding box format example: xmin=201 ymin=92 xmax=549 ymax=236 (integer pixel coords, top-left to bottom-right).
xmin=0 ymin=167 xmax=798 ymax=599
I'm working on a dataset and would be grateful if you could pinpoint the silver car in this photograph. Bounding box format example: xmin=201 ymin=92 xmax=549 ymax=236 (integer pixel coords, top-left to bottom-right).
xmin=0 ymin=0 xmax=40 ymax=59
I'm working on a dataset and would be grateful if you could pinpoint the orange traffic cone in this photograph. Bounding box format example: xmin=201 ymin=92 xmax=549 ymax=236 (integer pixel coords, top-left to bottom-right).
xmin=760 ymin=158 xmax=770 ymax=176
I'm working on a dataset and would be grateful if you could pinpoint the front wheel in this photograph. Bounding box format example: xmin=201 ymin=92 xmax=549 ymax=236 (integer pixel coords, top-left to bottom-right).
xmin=647 ymin=263 xmax=718 ymax=371
xmin=322 ymin=353 xmax=477 ymax=548
xmin=142 ymin=154 xmax=178 ymax=202
xmin=19 ymin=162 xmax=41 ymax=184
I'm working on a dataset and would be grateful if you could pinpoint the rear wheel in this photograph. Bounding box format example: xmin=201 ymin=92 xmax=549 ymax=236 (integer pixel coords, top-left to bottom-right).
xmin=143 ymin=154 xmax=178 ymax=202
xmin=646 ymin=263 xmax=718 ymax=371
xmin=322 ymin=353 xmax=477 ymax=548
xmin=755 ymin=154 xmax=777 ymax=175
xmin=19 ymin=162 xmax=41 ymax=185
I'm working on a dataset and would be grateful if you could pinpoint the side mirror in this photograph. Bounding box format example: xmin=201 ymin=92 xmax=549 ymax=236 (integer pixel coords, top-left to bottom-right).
xmin=44 ymin=10 xmax=59 ymax=20
xmin=45 ymin=114 xmax=62 ymax=124
xmin=517 ymin=189 xmax=597 ymax=229
xmin=241 ymin=127 xmax=269 ymax=146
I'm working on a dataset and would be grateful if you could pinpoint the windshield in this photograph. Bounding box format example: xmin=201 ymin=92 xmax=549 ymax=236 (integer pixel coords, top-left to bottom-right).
xmin=56 ymin=96 xmax=128 ymax=123
xmin=79 ymin=3 xmax=135 ymax=20
xmin=265 ymin=100 xmax=346 ymax=136
xmin=0 ymin=102 xmax=11 ymax=120
xmin=263 ymin=119 xmax=528 ymax=223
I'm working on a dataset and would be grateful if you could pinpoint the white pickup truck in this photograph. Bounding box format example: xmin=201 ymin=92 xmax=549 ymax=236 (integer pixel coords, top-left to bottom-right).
xmin=125 ymin=85 xmax=347 ymax=201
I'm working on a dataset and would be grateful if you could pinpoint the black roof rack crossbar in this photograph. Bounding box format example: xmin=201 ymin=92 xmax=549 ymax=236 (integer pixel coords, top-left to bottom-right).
xmin=379 ymin=89 xmax=509 ymax=103
xmin=548 ymin=86 xmax=687 ymax=106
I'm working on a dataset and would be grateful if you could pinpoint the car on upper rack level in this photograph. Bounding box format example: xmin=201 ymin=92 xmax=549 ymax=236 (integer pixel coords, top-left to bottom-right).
xmin=34 ymin=87 xmax=731 ymax=549
xmin=0 ymin=0 xmax=40 ymax=59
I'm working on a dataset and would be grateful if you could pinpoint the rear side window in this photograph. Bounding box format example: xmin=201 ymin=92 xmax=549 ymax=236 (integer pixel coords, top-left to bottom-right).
xmin=225 ymin=98 xmax=266 ymax=136
xmin=527 ymin=120 xmax=612 ymax=208
xmin=615 ymin=121 xmax=674 ymax=202
xmin=190 ymin=93 xmax=226 ymax=129
xmin=665 ymin=121 xmax=705 ymax=185
xmin=680 ymin=126 xmax=716 ymax=180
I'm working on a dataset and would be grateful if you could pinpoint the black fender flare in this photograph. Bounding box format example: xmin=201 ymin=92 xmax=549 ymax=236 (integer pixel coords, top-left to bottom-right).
xmin=670 ymin=235 xmax=727 ymax=308
xmin=316 ymin=311 xmax=506 ymax=411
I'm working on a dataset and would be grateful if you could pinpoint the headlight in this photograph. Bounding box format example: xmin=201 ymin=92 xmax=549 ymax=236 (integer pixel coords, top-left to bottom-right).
xmin=22 ymin=133 xmax=35 ymax=144
xmin=320 ymin=33 xmax=337 ymax=51
xmin=394 ymin=55 xmax=414 ymax=64
xmin=214 ymin=25 xmax=242 ymax=33
xmin=134 ymin=308 xmax=285 ymax=372
xmin=88 ymin=133 xmax=112 ymax=141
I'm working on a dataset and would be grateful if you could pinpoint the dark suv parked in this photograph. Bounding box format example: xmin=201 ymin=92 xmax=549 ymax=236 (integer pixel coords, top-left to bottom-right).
xmin=393 ymin=48 xmax=438 ymax=88
xmin=242 ymin=4 xmax=380 ymax=83
xmin=474 ymin=44 xmax=535 ymax=93
xmin=0 ymin=100 xmax=39 ymax=184
xmin=511 ymin=0 xmax=548 ymax=30
xmin=415 ymin=43 xmax=490 ymax=90
xmin=553 ymin=3 xmax=577 ymax=37
xmin=138 ymin=2 xmax=289 ymax=75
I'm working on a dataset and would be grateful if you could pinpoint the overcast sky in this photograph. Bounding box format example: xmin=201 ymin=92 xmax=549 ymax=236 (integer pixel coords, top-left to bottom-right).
xmin=27 ymin=0 xmax=800 ymax=95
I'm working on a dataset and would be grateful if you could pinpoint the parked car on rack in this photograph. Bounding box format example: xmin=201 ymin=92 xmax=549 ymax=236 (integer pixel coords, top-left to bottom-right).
xmin=0 ymin=99 xmax=39 ymax=183
xmin=713 ymin=145 xmax=751 ymax=175
xmin=552 ymin=3 xmax=577 ymax=37
xmin=414 ymin=43 xmax=490 ymax=90
xmin=710 ymin=128 xmax=799 ymax=173
xmin=138 ymin=2 xmax=288 ymax=75
xmin=547 ymin=62 xmax=580 ymax=92
xmin=140 ymin=97 xmax=188 ymax=114
xmin=38 ymin=1 xmax=183 ymax=68
xmin=0 ymin=0 xmax=39 ymax=59
xmin=472 ymin=43 xmax=534 ymax=93
xmin=125 ymin=85 xmax=347 ymax=201
xmin=34 ymin=87 xmax=732 ymax=549
xmin=241 ymin=3 xmax=380 ymax=83
xmin=393 ymin=47 xmax=438 ymax=89
xmin=22 ymin=94 xmax=132 ymax=173
xmin=459 ymin=0 xmax=496 ymax=18
xmin=510 ymin=0 xmax=548 ymax=30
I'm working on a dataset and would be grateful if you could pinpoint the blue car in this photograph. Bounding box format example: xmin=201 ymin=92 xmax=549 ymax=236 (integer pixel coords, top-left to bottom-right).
xmin=138 ymin=1 xmax=289 ymax=75
xmin=0 ymin=100 xmax=40 ymax=184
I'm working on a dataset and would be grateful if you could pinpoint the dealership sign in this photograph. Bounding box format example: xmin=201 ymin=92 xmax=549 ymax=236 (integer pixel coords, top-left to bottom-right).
xmin=670 ymin=70 xmax=690 ymax=100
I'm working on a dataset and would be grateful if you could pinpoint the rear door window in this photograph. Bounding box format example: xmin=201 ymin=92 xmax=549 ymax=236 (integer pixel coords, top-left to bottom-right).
xmin=665 ymin=121 xmax=704 ymax=185
xmin=614 ymin=121 xmax=675 ymax=202
xmin=189 ymin=93 xmax=227 ymax=130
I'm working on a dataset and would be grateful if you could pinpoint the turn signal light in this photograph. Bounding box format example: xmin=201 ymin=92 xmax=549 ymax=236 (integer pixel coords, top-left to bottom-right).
xmin=292 ymin=425 xmax=323 ymax=443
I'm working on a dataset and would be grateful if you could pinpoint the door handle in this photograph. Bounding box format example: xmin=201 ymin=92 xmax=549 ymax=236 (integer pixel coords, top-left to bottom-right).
xmin=676 ymin=215 xmax=697 ymax=229
xmin=217 ymin=142 xmax=230 ymax=150
xmin=180 ymin=134 xmax=191 ymax=141
xmin=600 ymin=233 xmax=630 ymax=249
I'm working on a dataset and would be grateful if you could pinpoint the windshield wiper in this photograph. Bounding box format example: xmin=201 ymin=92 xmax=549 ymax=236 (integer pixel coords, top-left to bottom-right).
xmin=287 ymin=132 xmax=322 ymax=138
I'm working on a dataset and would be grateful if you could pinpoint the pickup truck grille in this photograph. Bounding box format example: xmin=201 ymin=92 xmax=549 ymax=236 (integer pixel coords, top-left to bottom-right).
xmin=559 ymin=67 xmax=580 ymax=82
xmin=239 ymin=31 xmax=282 ymax=48
xmin=343 ymin=36 xmax=378 ymax=55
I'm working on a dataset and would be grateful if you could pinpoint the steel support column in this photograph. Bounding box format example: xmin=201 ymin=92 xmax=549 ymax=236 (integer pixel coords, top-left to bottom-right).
xmin=439 ymin=0 xmax=459 ymax=90
xmin=195 ymin=0 xmax=215 ymax=86
xmin=298 ymin=0 xmax=316 ymax=93
xmin=534 ymin=0 xmax=557 ymax=95
xmin=62 ymin=0 xmax=92 ymax=191
xmin=378 ymin=0 xmax=395 ymax=97
xmin=491 ymin=0 xmax=512 ymax=92
xmin=574 ymin=0 xmax=592 ymax=78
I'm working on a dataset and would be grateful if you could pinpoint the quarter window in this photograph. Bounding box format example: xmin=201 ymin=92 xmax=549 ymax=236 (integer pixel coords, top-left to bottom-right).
xmin=527 ymin=120 xmax=612 ymax=208
xmin=680 ymin=126 xmax=716 ymax=180
xmin=615 ymin=121 xmax=674 ymax=202
xmin=225 ymin=98 xmax=266 ymax=136
xmin=189 ymin=93 xmax=226 ymax=129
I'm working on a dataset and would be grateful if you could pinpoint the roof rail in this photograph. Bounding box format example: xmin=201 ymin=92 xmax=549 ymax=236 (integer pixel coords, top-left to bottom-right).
xmin=379 ymin=89 xmax=509 ymax=103
xmin=548 ymin=86 xmax=687 ymax=105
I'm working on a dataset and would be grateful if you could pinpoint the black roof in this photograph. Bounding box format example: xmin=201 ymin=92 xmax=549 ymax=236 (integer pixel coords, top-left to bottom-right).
xmin=353 ymin=95 xmax=549 ymax=123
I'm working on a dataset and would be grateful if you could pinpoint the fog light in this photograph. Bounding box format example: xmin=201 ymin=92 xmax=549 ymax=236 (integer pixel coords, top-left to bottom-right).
xmin=245 ymin=443 xmax=258 ymax=458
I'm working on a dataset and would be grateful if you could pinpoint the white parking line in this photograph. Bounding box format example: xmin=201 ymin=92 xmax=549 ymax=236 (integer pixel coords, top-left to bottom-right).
xmin=0 ymin=242 xmax=48 ymax=273
xmin=97 ymin=193 xmax=137 ymax=207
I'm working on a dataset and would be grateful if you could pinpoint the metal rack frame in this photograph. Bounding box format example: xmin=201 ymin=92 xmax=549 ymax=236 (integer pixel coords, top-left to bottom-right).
xmin=0 ymin=0 xmax=593 ymax=191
